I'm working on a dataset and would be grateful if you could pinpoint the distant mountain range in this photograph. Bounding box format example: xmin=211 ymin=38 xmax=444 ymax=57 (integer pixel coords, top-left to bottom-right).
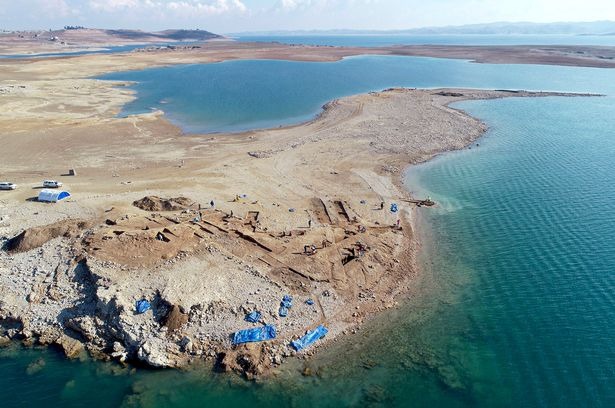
xmin=102 ymin=29 xmax=221 ymax=41
xmin=231 ymin=21 xmax=615 ymax=36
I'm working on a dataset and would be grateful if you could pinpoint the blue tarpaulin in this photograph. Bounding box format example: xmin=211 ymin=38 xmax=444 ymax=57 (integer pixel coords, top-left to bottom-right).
xmin=281 ymin=295 xmax=293 ymax=308
xmin=390 ymin=203 xmax=399 ymax=213
xmin=279 ymin=295 xmax=293 ymax=317
xmin=291 ymin=325 xmax=328 ymax=351
xmin=305 ymin=298 xmax=315 ymax=306
xmin=232 ymin=325 xmax=276 ymax=345
xmin=135 ymin=299 xmax=151 ymax=314
xmin=245 ymin=311 xmax=261 ymax=323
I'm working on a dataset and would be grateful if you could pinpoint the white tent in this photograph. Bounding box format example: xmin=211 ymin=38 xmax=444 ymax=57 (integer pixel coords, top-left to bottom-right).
xmin=38 ymin=189 xmax=70 ymax=203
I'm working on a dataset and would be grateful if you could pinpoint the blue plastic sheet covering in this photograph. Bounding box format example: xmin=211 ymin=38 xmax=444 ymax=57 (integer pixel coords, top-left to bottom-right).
xmin=232 ymin=325 xmax=276 ymax=345
xmin=279 ymin=295 xmax=293 ymax=317
xmin=281 ymin=295 xmax=293 ymax=308
xmin=245 ymin=311 xmax=261 ymax=323
xmin=291 ymin=325 xmax=328 ymax=351
xmin=390 ymin=203 xmax=399 ymax=213
xmin=305 ymin=298 xmax=315 ymax=306
xmin=135 ymin=299 xmax=151 ymax=314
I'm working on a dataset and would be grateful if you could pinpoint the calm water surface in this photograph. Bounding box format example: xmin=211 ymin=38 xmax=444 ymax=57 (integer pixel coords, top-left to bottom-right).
xmin=3 ymin=54 xmax=615 ymax=407
xmin=101 ymin=55 xmax=615 ymax=133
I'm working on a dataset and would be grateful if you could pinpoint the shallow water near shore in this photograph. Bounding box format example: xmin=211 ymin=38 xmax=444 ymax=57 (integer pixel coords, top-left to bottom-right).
xmin=402 ymin=96 xmax=615 ymax=406
xmin=4 ymin=57 xmax=615 ymax=406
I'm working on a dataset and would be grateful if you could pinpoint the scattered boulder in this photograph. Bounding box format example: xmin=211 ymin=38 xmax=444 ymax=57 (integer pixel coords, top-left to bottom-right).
xmin=55 ymin=335 xmax=84 ymax=359
xmin=88 ymin=346 xmax=112 ymax=362
xmin=26 ymin=358 xmax=46 ymax=375
xmin=110 ymin=341 xmax=128 ymax=362
xmin=137 ymin=337 xmax=178 ymax=367
xmin=37 ymin=328 xmax=62 ymax=345
xmin=0 ymin=336 xmax=10 ymax=348
xmin=65 ymin=317 xmax=97 ymax=342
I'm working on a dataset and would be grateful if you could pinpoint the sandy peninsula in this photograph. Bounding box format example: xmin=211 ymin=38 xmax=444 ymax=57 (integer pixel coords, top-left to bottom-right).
xmin=0 ymin=40 xmax=599 ymax=377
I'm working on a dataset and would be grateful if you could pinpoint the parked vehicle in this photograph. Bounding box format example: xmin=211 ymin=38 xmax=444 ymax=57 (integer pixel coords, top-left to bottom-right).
xmin=42 ymin=180 xmax=63 ymax=188
xmin=0 ymin=182 xmax=17 ymax=190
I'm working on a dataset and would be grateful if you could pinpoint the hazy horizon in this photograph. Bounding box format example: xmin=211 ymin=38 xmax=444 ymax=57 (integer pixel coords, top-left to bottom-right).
xmin=4 ymin=20 xmax=615 ymax=38
xmin=1 ymin=0 xmax=615 ymax=33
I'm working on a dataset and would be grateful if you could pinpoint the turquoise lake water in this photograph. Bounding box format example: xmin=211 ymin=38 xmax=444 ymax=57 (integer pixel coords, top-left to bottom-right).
xmin=101 ymin=55 xmax=614 ymax=134
xmin=4 ymin=55 xmax=615 ymax=406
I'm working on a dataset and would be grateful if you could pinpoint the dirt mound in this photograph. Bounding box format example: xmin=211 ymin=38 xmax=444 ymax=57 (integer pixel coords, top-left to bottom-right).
xmin=132 ymin=196 xmax=194 ymax=212
xmin=220 ymin=343 xmax=272 ymax=379
xmin=6 ymin=219 xmax=91 ymax=253
xmin=164 ymin=305 xmax=189 ymax=332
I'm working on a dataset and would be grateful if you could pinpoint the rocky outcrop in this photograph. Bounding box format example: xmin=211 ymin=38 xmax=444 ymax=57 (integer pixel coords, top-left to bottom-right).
xmin=137 ymin=337 xmax=183 ymax=367
xmin=56 ymin=334 xmax=85 ymax=359
xmin=0 ymin=335 xmax=10 ymax=347
xmin=0 ymin=237 xmax=320 ymax=377
xmin=65 ymin=316 xmax=98 ymax=342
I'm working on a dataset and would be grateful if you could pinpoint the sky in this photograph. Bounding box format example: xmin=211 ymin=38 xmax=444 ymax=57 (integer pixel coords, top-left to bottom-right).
xmin=1 ymin=0 xmax=615 ymax=33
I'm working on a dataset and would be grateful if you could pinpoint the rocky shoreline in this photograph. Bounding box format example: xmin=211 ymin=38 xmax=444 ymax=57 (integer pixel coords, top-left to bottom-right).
xmin=0 ymin=87 xmax=596 ymax=378
xmin=0 ymin=205 xmax=412 ymax=378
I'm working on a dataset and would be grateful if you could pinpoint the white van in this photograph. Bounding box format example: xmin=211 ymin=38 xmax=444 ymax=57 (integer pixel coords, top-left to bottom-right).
xmin=43 ymin=180 xmax=63 ymax=188
xmin=0 ymin=182 xmax=17 ymax=190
